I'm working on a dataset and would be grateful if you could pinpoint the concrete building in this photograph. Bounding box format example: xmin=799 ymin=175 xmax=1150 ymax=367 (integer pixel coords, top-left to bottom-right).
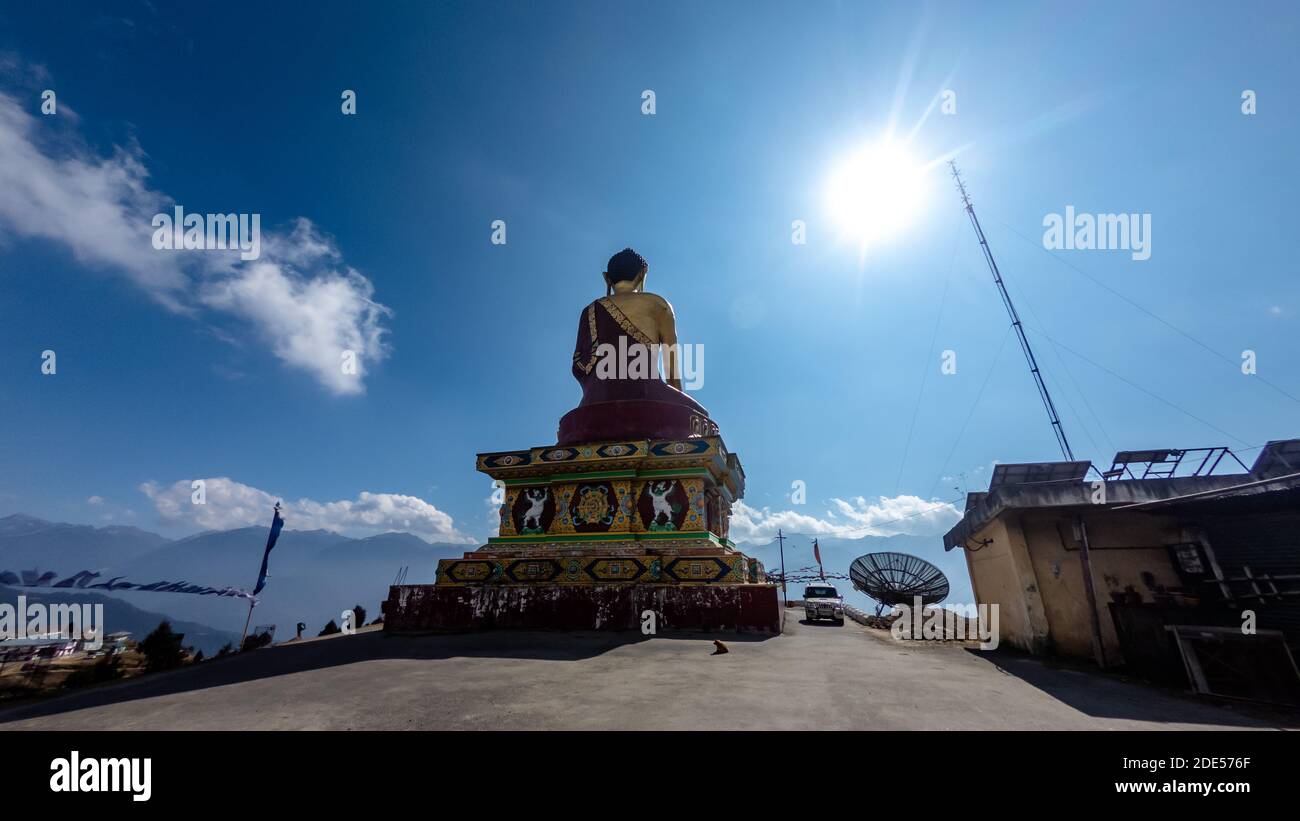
xmin=943 ymin=439 xmax=1300 ymax=702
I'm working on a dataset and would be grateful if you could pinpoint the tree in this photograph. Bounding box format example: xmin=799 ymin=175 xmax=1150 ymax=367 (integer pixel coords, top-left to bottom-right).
xmin=215 ymin=642 xmax=234 ymax=658
xmin=319 ymin=620 xmax=341 ymax=637
xmin=241 ymin=631 xmax=273 ymax=652
xmin=139 ymin=621 xmax=186 ymax=672
xmin=352 ymin=604 xmax=367 ymax=629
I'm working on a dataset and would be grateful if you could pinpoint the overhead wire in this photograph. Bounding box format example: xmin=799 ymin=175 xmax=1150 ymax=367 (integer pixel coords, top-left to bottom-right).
xmin=992 ymin=246 xmax=1117 ymax=459
xmin=894 ymin=237 xmax=958 ymax=495
xmin=995 ymin=217 xmax=1300 ymax=407
xmin=1021 ymin=323 xmax=1253 ymax=446
xmin=928 ymin=322 xmax=1015 ymax=499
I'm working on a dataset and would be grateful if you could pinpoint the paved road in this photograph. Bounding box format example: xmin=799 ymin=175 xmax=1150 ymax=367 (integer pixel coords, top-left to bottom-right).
xmin=0 ymin=616 xmax=1290 ymax=730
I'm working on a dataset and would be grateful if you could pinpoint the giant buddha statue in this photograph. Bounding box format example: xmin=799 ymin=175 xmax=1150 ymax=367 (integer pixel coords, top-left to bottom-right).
xmin=382 ymin=247 xmax=776 ymax=635
xmin=558 ymin=248 xmax=719 ymax=444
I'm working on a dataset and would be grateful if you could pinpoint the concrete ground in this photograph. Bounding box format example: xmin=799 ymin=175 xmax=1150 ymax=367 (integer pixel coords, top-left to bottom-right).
xmin=0 ymin=615 xmax=1293 ymax=730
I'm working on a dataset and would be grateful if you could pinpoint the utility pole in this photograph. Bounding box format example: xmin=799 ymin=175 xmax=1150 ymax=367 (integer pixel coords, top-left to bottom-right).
xmin=775 ymin=529 xmax=788 ymax=599
xmin=950 ymin=160 xmax=1076 ymax=462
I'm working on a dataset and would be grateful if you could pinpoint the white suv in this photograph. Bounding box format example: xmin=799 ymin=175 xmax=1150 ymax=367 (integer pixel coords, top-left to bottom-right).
xmin=803 ymin=584 xmax=844 ymax=625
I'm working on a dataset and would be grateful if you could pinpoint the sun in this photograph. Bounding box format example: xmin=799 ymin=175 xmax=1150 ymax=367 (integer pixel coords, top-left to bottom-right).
xmin=825 ymin=139 xmax=928 ymax=245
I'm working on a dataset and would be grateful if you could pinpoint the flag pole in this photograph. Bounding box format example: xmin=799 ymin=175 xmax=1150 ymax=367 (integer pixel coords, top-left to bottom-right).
xmin=239 ymin=598 xmax=256 ymax=650
xmin=240 ymin=501 xmax=283 ymax=652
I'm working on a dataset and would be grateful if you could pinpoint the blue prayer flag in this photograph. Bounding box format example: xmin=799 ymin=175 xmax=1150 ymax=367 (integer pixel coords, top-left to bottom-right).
xmin=252 ymin=503 xmax=284 ymax=596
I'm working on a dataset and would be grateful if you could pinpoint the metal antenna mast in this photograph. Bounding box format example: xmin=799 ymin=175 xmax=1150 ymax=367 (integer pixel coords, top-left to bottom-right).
xmin=949 ymin=160 xmax=1075 ymax=461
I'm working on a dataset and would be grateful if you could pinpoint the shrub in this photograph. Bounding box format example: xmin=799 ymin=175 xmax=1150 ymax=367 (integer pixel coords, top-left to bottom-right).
xmin=240 ymin=631 xmax=273 ymax=652
xmin=139 ymin=621 xmax=186 ymax=672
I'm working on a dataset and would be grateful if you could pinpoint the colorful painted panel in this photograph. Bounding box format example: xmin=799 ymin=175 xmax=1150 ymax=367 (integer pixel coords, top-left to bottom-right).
xmin=650 ymin=440 xmax=711 ymax=457
xmin=440 ymin=560 xmax=501 ymax=584
xmin=497 ymin=494 xmax=514 ymax=537
xmin=505 ymin=558 xmax=564 ymax=583
xmin=583 ymin=557 xmax=647 ymax=583
xmin=569 ymin=482 xmax=617 ymax=532
xmin=510 ymin=486 xmax=555 ymax=535
xmin=547 ymin=485 xmax=576 ymax=535
xmin=436 ymin=554 xmax=763 ymax=586
xmin=613 ymin=480 xmax=635 ymax=531
xmin=539 ymin=447 xmax=580 ymax=463
xmin=482 ymin=451 xmax=532 ymax=469
xmin=663 ymin=557 xmax=731 ymax=583
xmin=596 ymin=443 xmax=640 ymax=458
xmin=637 ymin=479 xmax=690 ymax=532
xmin=683 ymin=478 xmax=707 ymax=532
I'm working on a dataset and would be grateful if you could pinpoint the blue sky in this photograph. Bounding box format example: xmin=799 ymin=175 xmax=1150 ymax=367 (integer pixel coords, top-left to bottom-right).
xmin=1 ymin=2 xmax=1297 ymax=596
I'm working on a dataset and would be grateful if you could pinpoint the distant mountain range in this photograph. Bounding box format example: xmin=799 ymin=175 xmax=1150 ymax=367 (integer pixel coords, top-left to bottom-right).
xmin=0 ymin=514 xmax=169 ymax=569
xmin=0 ymin=514 xmax=467 ymax=644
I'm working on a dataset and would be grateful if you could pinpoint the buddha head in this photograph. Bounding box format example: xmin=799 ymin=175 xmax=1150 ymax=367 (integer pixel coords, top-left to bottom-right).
xmin=603 ymin=247 xmax=648 ymax=295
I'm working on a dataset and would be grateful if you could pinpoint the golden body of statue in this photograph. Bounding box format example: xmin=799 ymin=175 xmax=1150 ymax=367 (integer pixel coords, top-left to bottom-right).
xmin=558 ymin=248 xmax=716 ymax=444
xmin=599 ymin=259 xmax=683 ymax=391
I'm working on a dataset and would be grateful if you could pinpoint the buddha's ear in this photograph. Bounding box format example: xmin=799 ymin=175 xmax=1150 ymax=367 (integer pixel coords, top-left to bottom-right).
xmin=603 ymin=271 xmax=613 ymax=296
xmin=633 ymin=269 xmax=647 ymax=292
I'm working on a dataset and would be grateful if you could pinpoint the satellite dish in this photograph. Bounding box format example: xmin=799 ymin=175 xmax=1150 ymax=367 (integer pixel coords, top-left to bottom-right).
xmin=849 ymin=552 xmax=949 ymax=610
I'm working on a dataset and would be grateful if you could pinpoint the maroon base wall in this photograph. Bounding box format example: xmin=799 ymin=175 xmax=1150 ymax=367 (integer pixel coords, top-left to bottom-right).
xmin=383 ymin=584 xmax=781 ymax=633
xmin=557 ymin=399 xmax=717 ymax=445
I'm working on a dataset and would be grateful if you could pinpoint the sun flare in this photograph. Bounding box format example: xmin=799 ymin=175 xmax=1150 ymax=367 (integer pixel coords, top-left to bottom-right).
xmin=825 ymin=140 xmax=927 ymax=245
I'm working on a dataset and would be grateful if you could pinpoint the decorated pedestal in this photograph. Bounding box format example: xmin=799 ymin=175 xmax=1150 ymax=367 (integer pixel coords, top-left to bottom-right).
xmin=383 ymin=435 xmax=780 ymax=632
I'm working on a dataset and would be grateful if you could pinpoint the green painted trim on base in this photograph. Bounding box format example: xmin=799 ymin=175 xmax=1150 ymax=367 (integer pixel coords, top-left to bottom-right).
xmin=636 ymin=468 xmax=711 ymax=479
xmin=487 ymin=530 xmax=729 ymax=547
xmin=502 ymin=470 xmax=639 ymax=486
xmin=501 ymin=467 xmax=711 ymax=487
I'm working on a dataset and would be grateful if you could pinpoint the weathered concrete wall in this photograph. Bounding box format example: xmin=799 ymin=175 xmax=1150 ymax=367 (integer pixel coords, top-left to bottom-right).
xmin=964 ymin=517 xmax=1051 ymax=655
xmin=965 ymin=507 xmax=1189 ymax=663
xmin=1020 ymin=509 xmax=1186 ymax=663
xmin=383 ymin=584 xmax=781 ymax=633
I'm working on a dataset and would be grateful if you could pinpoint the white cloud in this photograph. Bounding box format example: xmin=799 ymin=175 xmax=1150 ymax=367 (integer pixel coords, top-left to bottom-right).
xmin=199 ymin=222 xmax=391 ymax=395
xmin=729 ymin=495 xmax=961 ymax=544
xmin=0 ymin=82 xmax=391 ymax=395
xmin=139 ymin=477 xmax=474 ymax=544
xmin=0 ymin=91 xmax=183 ymax=301
xmin=86 ymin=495 xmax=105 ymax=506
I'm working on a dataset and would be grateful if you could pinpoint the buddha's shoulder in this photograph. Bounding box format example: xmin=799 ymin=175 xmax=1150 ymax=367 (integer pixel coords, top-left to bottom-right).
xmin=594 ymin=293 xmax=672 ymax=311
xmin=626 ymin=292 xmax=673 ymax=311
